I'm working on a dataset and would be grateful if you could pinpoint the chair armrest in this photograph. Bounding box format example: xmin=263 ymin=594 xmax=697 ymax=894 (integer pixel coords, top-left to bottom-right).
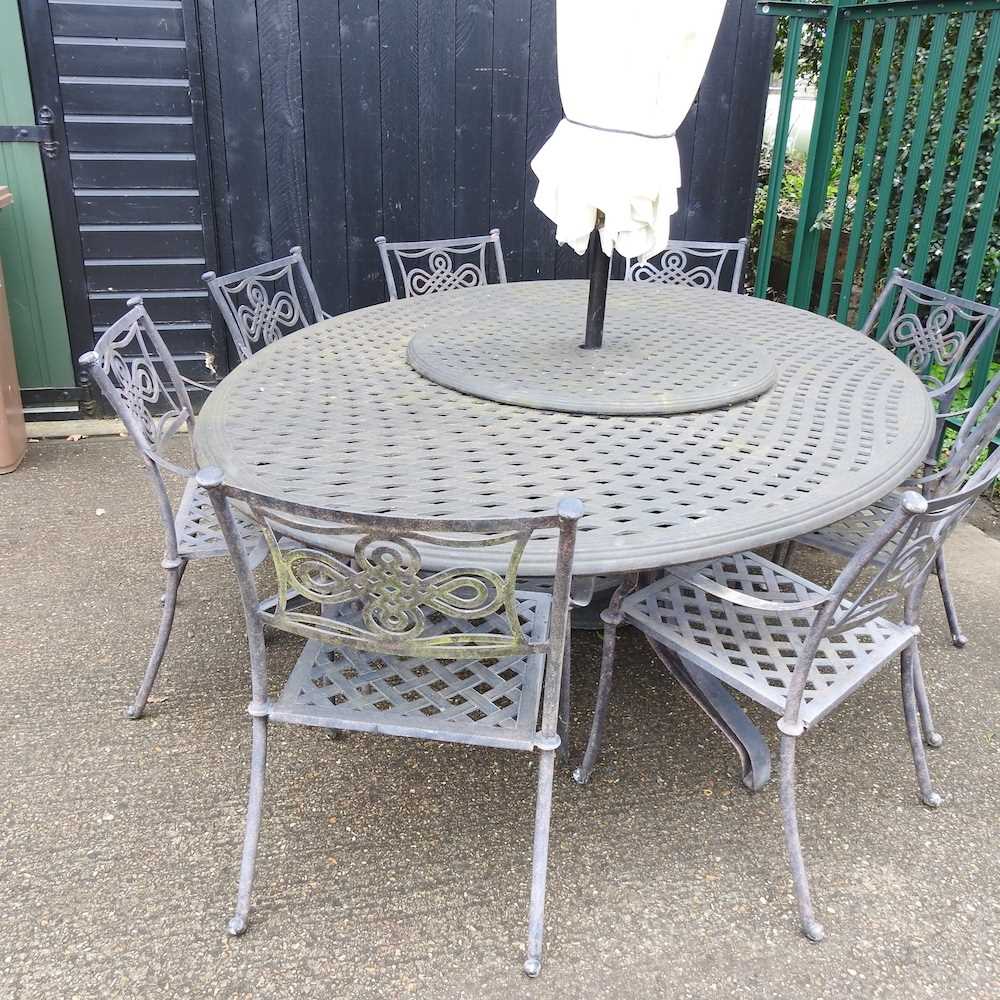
xmin=666 ymin=565 xmax=830 ymax=614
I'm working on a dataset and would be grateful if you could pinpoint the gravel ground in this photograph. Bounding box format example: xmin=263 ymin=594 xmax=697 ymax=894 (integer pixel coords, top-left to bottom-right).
xmin=1 ymin=437 xmax=997 ymax=1000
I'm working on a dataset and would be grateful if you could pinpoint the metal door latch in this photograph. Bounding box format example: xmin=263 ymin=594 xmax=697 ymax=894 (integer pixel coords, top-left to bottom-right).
xmin=0 ymin=106 xmax=59 ymax=158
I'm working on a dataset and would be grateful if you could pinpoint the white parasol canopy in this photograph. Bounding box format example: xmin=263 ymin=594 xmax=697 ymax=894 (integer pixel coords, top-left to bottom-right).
xmin=531 ymin=0 xmax=727 ymax=261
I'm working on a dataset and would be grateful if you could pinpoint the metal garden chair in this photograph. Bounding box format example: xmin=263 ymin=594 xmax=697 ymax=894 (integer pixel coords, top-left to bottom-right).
xmin=199 ymin=468 xmax=582 ymax=977
xmin=375 ymin=229 xmax=507 ymax=300
xmin=623 ymin=238 xmax=748 ymax=292
xmin=203 ymin=247 xmax=328 ymax=363
xmin=573 ymin=373 xmax=1000 ymax=941
xmin=79 ymin=301 xmax=267 ymax=720
xmin=785 ymin=271 xmax=1000 ymax=648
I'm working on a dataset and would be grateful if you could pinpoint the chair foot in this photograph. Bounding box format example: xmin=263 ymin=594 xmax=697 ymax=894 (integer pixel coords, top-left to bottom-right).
xmin=128 ymin=559 xmax=187 ymax=720
xmin=574 ymin=610 xmax=623 ymax=786
xmin=229 ymin=716 xmax=267 ymax=940
xmin=779 ymin=733 xmax=825 ymax=943
xmin=802 ymin=919 xmax=826 ymax=943
xmin=523 ymin=750 xmax=556 ymax=981
xmin=935 ymin=553 xmax=966 ymax=649
xmin=901 ymin=646 xmax=942 ymax=809
xmin=911 ymin=643 xmax=943 ymax=751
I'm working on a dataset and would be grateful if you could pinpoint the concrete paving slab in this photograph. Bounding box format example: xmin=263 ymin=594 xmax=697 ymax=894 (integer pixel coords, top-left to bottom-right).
xmin=0 ymin=438 xmax=997 ymax=999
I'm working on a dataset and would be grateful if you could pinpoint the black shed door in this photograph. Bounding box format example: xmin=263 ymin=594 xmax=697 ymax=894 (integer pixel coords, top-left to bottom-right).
xmin=19 ymin=0 xmax=225 ymax=402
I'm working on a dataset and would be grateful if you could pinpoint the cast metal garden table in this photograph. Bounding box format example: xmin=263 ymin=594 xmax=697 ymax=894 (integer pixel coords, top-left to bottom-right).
xmin=195 ymin=280 xmax=935 ymax=791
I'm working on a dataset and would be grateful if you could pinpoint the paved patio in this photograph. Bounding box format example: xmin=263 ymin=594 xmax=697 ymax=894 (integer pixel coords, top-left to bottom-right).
xmin=2 ymin=436 xmax=998 ymax=999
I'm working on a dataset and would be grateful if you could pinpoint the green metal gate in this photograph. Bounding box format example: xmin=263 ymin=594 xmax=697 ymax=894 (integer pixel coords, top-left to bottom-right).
xmin=755 ymin=0 xmax=1000 ymax=405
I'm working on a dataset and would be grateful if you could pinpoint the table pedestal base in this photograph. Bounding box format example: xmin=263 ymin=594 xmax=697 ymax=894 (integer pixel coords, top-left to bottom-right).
xmin=648 ymin=639 xmax=771 ymax=791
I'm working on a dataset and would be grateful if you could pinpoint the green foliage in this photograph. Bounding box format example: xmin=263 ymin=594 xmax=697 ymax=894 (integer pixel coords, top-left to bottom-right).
xmin=758 ymin=5 xmax=1000 ymax=310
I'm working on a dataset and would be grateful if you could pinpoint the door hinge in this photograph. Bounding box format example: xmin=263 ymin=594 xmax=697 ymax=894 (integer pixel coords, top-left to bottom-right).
xmin=0 ymin=106 xmax=60 ymax=158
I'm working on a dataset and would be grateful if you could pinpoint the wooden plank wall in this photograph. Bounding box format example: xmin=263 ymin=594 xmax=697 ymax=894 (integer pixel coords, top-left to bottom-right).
xmin=41 ymin=0 xmax=223 ymax=384
xmin=197 ymin=0 xmax=775 ymax=324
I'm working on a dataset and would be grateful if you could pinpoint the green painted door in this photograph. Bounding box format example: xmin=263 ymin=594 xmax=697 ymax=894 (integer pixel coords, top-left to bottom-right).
xmin=0 ymin=0 xmax=73 ymax=390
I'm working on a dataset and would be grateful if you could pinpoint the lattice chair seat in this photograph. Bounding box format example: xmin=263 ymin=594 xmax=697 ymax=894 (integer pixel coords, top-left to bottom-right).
xmin=271 ymin=593 xmax=551 ymax=750
xmin=624 ymin=553 xmax=915 ymax=728
xmin=174 ymin=478 xmax=267 ymax=564
xmin=796 ymin=492 xmax=910 ymax=563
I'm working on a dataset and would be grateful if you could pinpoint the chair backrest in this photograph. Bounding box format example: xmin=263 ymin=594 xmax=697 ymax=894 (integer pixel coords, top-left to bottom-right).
xmin=79 ymin=299 xmax=195 ymax=476
xmin=623 ymin=238 xmax=749 ymax=293
xmin=375 ymin=230 xmax=507 ymax=300
xmin=204 ymin=247 xmax=324 ymax=363
xmin=834 ymin=366 xmax=1000 ymax=634
xmin=203 ymin=476 xmax=582 ymax=660
xmin=780 ymin=371 xmax=1000 ymax=732
xmin=862 ymin=270 xmax=1000 ymax=418
xmin=201 ymin=470 xmax=582 ymax=737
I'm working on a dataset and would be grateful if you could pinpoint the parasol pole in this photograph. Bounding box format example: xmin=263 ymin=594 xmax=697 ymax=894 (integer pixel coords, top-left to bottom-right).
xmin=581 ymin=212 xmax=610 ymax=350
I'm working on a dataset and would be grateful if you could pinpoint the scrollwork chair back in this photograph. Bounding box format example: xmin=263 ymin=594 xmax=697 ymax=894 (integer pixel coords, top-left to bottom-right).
xmin=375 ymin=229 xmax=507 ymax=300
xmin=204 ymin=483 xmax=581 ymax=666
xmin=204 ymin=247 xmax=324 ymax=363
xmin=624 ymin=238 xmax=749 ymax=293
xmin=80 ymin=299 xmax=196 ymax=478
xmin=863 ymin=270 xmax=1000 ymax=426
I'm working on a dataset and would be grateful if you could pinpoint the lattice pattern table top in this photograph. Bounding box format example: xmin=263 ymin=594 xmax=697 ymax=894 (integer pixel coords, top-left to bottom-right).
xmin=195 ymin=281 xmax=935 ymax=577
xmin=406 ymin=294 xmax=776 ymax=415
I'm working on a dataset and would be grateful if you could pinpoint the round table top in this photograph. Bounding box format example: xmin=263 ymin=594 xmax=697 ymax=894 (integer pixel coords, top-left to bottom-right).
xmin=195 ymin=280 xmax=935 ymax=578
xmin=406 ymin=296 xmax=777 ymax=415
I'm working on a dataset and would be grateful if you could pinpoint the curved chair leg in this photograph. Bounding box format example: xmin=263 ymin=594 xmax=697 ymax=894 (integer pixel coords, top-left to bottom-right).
xmin=900 ymin=646 xmax=942 ymax=809
xmin=573 ymin=613 xmax=621 ymax=785
xmin=935 ymin=552 xmax=967 ymax=648
xmin=229 ymin=715 xmax=269 ymax=936
xmin=910 ymin=643 xmax=943 ymax=749
xmin=773 ymin=540 xmax=797 ymax=568
xmin=127 ymin=557 xmax=188 ymax=719
xmin=523 ymin=748 xmax=556 ymax=977
xmin=778 ymin=733 xmax=825 ymax=942
xmin=557 ymin=633 xmax=572 ymax=763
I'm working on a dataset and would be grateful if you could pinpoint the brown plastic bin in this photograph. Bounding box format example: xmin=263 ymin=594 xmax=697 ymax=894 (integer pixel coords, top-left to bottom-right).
xmin=0 ymin=187 xmax=28 ymax=474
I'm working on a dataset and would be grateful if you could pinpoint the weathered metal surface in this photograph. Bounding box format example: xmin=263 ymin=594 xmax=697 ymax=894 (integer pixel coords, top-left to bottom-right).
xmin=406 ymin=285 xmax=776 ymax=416
xmin=196 ymin=280 xmax=936 ymax=578
xmin=199 ymin=468 xmax=581 ymax=973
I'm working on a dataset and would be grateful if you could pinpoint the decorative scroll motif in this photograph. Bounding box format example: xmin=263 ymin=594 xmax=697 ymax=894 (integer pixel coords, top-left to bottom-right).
xmin=95 ymin=310 xmax=189 ymax=455
xmin=629 ymin=248 xmax=720 ymax=288
xmin=878 ymin=284 xmax=995 ymax=386
xmin=625 ymin=241 xmax=747 ymax=292
xmin=221 ymin=265 xmax=307 ymax=361
xmin=253 ymin=512 xmax=536 ymax=659
xmin=399 ymin=246 xmax=488 ymax=298
xmin=830 ymin=500 xmax=974 ymax=635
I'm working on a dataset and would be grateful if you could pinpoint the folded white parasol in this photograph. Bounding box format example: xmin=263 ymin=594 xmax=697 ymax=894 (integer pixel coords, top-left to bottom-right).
xmin=531 ymin=0 xmax=727 ymax=262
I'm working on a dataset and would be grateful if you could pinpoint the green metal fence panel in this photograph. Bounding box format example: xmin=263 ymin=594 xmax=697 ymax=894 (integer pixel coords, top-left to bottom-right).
xmin=755 ymin=0 xmax=1000 ymax=413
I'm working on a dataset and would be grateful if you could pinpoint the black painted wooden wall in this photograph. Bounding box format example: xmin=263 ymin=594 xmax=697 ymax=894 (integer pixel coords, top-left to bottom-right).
xmin=197 ymin=0 xmax=775 ymax=321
